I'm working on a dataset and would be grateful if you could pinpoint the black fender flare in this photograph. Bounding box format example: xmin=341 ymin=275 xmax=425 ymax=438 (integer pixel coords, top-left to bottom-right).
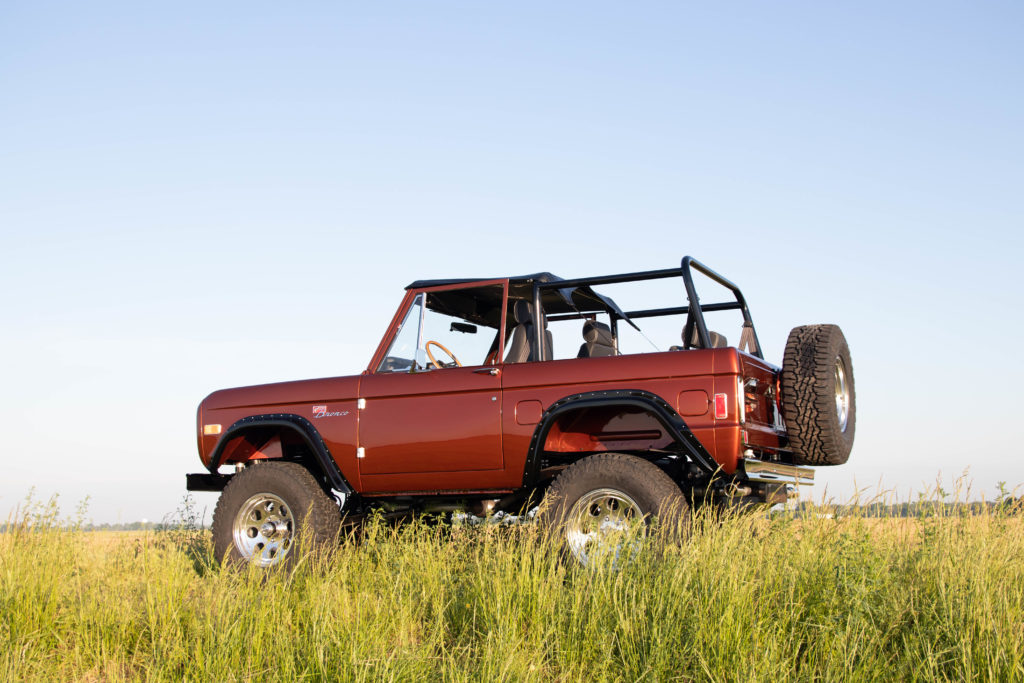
xmin=522 ymin=389 xmax=720 ymax=486
xmin=207 ymin=413 xmax=353 ymax=496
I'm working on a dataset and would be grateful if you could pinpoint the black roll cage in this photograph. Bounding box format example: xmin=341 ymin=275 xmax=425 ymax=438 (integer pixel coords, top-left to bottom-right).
xmin=531 ymin=255 xmax=763 ymax=360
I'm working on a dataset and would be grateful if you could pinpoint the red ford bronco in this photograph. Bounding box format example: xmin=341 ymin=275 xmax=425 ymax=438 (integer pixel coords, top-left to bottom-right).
xmin=187 ymin=257 xmax=855 ymax=566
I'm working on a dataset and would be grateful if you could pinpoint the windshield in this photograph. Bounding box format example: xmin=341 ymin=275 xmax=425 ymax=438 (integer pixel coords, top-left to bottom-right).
xmin=377 ymin=285 xmax=504 ymax=372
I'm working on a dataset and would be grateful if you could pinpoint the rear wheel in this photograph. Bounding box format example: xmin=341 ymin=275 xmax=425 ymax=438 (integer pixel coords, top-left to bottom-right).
xmin=212 ymin=461 xmax=341 ymax=568
xmin=781 ymin=324 xmax=856 ymax=466
xmin=540 ymin=453 xmax=689 ymax=567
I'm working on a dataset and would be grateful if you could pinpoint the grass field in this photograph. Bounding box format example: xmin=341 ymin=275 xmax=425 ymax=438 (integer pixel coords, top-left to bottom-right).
xmin=2 ymin=493 xmax=1023 ymax=682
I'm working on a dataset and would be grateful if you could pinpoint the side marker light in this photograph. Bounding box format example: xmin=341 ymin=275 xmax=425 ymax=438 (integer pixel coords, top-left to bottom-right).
xmin=203 ymin=424 xmax=222 ymax=436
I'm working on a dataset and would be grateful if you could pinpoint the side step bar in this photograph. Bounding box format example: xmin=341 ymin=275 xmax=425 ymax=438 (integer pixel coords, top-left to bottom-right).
xmin=741 ymin=459 xmax=815 ymax=486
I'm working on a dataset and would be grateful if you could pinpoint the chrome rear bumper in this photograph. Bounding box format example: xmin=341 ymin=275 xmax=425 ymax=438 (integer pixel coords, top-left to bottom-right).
xmin=741 ymin=459 xmax=815 ymax=486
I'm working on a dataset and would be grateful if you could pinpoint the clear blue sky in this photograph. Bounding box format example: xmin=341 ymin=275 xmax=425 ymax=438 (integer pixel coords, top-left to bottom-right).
xmin=2 ymin=2 xmax=1021 ymax=523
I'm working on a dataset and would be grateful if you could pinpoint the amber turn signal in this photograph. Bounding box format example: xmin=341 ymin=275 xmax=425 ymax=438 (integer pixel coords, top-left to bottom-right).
xmin=203 ymin=424 xmax=222 ymax=436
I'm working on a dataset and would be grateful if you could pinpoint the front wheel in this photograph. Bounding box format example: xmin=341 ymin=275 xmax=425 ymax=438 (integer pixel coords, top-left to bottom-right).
xmin=211 ymin=461 xmax=341 ymax=568
xmin=540 ymin=453 xmax=690 ymax=567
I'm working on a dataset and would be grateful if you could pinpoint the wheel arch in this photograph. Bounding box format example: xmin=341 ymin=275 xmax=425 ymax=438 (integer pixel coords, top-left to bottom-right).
xmin=208 ymin=414 xmax=353 ymax=496
xmin=522 ymin=390 xmax=720 ymax=486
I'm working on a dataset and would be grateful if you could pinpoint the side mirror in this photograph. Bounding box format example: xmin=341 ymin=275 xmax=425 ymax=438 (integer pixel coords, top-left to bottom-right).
xmin=450 ymin=322 xmax=477 ymax=334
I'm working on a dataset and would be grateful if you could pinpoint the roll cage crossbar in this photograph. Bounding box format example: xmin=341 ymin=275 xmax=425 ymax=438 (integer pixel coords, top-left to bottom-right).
xmin=532 ymin=255 xmax=763 ymax=359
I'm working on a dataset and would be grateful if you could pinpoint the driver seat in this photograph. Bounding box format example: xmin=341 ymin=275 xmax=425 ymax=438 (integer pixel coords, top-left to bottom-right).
xmin=504 ymin=300 xmax=552 ymax=363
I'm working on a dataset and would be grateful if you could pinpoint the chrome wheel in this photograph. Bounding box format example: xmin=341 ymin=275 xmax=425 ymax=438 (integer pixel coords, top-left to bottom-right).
xmin=232 ymin=493 xmax=295 ymax=567
xmin=834 ymin=356 xmax=850 ymax=432
xmin=565 ymin=488 xmax=645 ymax=567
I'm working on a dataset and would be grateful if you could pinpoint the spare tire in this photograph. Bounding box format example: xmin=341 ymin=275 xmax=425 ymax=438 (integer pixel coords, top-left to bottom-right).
xmin=780 ymin=324 xmax=855 ymax=466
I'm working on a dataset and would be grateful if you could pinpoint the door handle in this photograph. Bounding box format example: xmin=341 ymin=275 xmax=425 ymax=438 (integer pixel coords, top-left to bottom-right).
xmin=474 ymin=367 xmax=500 ymax=376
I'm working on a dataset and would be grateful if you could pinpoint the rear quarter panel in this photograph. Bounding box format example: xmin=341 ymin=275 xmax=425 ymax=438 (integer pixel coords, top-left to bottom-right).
xmin=499 ymin=349 xmax=740 ymax=479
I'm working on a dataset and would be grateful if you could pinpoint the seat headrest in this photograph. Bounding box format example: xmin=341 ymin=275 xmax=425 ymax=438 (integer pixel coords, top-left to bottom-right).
xmin=683 ymin=326 xmax=728 ymax=349
xmin=583 ymin=320 xmax=613 ymax=345
xmin=513 ymin=300 xmax=533 ymax=324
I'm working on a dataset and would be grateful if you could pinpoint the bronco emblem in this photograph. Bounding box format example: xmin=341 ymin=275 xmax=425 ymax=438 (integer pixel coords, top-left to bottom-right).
xmin=312 ymin=405 xmax=347 ymax=419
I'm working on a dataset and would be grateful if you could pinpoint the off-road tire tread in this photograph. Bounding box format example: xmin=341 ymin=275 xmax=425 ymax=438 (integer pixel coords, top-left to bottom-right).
xmin=542 ymin=452 xmax=690 ymax=531
xmin=212 ymin=461 xmax=341 ymax=566
xmin=781 ymin=324 xmax=855 ymax=466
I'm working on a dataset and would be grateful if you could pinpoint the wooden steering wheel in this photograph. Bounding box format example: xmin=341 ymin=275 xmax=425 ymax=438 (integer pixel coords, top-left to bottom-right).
xmin=425 ymin=340 xmax=462 ymax=369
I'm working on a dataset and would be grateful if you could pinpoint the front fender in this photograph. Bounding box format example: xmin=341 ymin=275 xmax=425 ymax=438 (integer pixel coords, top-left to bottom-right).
xmin=207 ymin=414 xmax=353 ymax=496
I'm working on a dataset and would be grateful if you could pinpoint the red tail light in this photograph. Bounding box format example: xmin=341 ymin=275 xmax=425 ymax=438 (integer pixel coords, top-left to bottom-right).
xmin=714 ymin=393 xmax=728 ymax=419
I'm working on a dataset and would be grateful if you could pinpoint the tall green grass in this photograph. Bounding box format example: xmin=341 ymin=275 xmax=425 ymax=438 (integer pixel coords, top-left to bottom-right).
xmin=2 ymin=491 xmax=1022 ymax=682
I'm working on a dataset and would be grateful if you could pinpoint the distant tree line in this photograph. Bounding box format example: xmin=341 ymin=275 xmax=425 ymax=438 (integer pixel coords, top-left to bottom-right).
xmin=795 ymin=497 xmax=1024 ymax=518
xmin=0 ymin=520 xmax=211 ymax=533
xmin=2 ymin=494 xmax=1019 ymax=533
xmin=86 ymin=521 xmax=160 ymax=531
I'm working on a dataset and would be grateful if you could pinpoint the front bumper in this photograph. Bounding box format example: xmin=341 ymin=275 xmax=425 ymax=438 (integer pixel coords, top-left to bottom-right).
xmin=185 ymin=473 xmax=233 ymax=492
